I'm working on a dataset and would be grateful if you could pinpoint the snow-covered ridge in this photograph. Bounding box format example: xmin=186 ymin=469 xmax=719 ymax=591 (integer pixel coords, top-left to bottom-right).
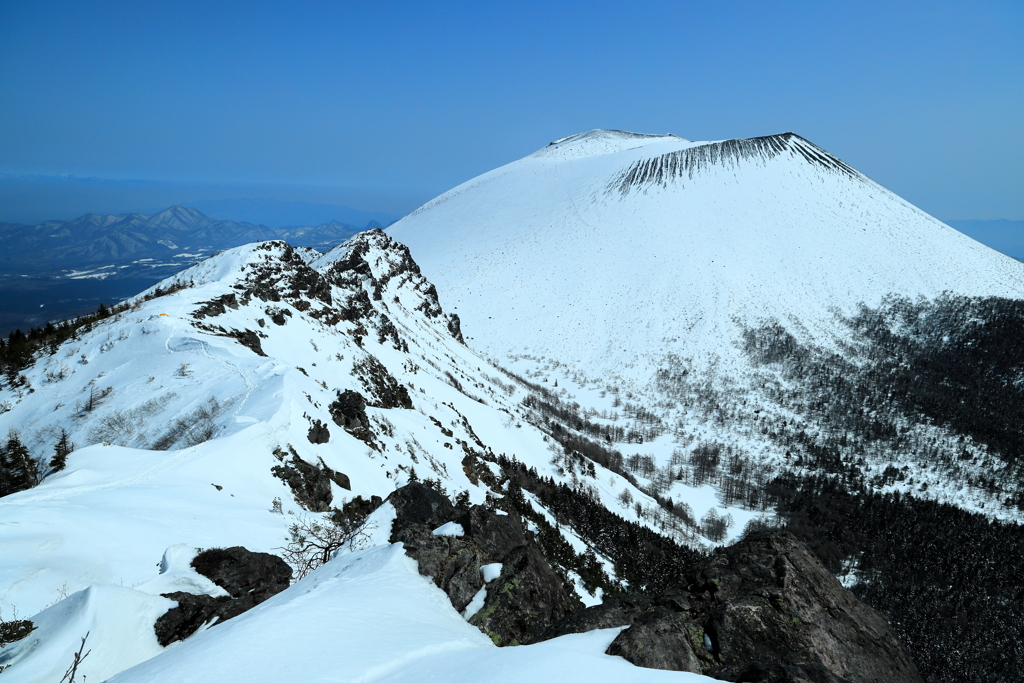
xmin=2 ymin=226 xmax=740 ymax=681
xmin=531 ymin=129 xmax=686 ymax=160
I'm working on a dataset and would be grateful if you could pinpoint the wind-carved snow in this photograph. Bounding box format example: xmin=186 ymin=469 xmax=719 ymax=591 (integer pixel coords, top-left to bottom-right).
xmin=106 ymin=545 xmax=708 ymax=683
xmin=532 ymin=129 xmax=686 ymax=161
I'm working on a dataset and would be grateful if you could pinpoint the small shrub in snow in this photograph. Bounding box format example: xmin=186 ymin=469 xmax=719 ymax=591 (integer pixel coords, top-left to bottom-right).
xmin=0 ymin=607 xmax=35 ymax=650
xmin=278 ymin=509 xmax=375 ymax=579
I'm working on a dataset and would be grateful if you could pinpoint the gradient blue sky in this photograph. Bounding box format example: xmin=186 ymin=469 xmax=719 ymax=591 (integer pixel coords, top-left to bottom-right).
xmin=1 ymin=0 xmax=1022 ymax=220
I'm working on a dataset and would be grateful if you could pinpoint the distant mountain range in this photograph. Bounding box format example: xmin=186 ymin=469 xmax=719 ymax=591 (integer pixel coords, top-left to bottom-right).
xmin=0 ymin=205 xmax=374 ymax=277
xmin=0 ymin=206 xmax=376 ymax=334
xmin=183 ymin=197 xmax=398 ymax=230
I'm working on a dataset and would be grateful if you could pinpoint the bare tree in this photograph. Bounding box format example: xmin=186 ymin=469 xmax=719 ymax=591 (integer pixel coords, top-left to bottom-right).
xmin=58 ymin=632 xmax=90 ymax=683
xmin=277 ymin=513 xmax=374 ymax=580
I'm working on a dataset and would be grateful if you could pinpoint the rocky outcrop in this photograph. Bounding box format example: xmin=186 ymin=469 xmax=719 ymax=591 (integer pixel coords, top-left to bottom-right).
xmin=271 ymin=454 xmax=350 ymax=512
xmin=540 ymin=592 xmax=655 ymax=638
xmin=154 ymin=546 xmax=292 ymax=646
xmin=386 ymin=483 xmax=579 ymax=646
xmin=307 ymin=419 xmax=331 ymax=444
xmin=330 ymin=389 xmax=370 ymax=434
xmin=540 ymin=532 xmax=921 ymax=683
xmin=687 ymin=532 xmax=922 ymax=683
xmin=606 ymin=606 xmax=703 ymax=673
xmin=468 ymin=543 xmax=580 ymax=646
xmin=192 ymin=292 xmax=239 ymax=319
xmin=320 ymin=229 xmax=464 ymax=345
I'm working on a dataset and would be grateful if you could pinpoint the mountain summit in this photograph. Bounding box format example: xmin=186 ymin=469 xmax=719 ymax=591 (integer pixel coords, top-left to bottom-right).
xmin=388 ymin=129 xmax=1024 ymax=375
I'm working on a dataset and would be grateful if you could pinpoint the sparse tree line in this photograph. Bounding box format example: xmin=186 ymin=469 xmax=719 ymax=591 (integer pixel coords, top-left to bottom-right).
xmin=0 ymin=280 xmax=192 ymax=390
xmin=0 ymin=428 xmax=75 ymax=497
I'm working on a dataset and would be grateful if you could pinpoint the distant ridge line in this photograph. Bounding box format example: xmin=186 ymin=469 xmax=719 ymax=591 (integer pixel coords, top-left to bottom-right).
xmin=612 ymin=132 xmax=859 ymax=195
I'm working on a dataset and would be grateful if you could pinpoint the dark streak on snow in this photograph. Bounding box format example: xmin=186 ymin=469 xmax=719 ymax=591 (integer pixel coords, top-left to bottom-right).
xmin=611 ymin=133 xmax=859 ymax=195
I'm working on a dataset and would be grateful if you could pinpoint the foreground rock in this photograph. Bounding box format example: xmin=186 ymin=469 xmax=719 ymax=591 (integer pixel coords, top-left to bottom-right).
xmin=543 ymin=532 xmax=922 ymax=683
xmin=386 ymin=483 xmax=580 ymax=645
xmin=154 ymin=546 xmax=292 ymax=646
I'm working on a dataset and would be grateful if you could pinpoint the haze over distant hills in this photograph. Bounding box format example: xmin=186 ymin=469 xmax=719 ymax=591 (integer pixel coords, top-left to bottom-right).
xmin=0 ymin=173 xmax=406 ymax=228
xmin=183 ymin=198 xmax=398 ymax=230
xmin=0 ymin=206 xmax=374 ymax=334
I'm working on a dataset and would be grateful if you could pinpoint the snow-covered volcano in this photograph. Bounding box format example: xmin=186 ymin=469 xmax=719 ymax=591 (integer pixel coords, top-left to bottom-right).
xmin=388 ymin=129 xmax=1024 ymax=520
xmin=388 ymin=129 xmax=1024 ymax=375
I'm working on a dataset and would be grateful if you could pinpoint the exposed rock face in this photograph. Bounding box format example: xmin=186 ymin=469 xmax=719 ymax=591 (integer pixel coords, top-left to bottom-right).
xmin=192 ymin=292 xmax=239 ymax=319
xmin=330 ymin=389 xmax=371 ymax=438
xmin=154 ymin=592 xmax=242 ymax=646
xmin=386 ymin=483 xmax=579 ymax=646
xmin=190 ymin=546 xmax=292 ymax=601
xmin=540 ymin=592 xmax=654 ymax=638
xmin=540 ymin=532 xmax=921 ymax=683
xmin=320 ymin=229 xmax=464 ymax=346
xmin=154 ymin=547 xmax=292 ymax=646
xmin=688 ymin=532 xmax=922 ymax=683
xmin=307 ymin=418 xmax=331 ymax=444
xmin=271 ymin=454 xmax=350 ymax=511
xmin=469 ymin=543 xmax=579 ymax=646
xmin=606 ymin=607 xmax=703 ymax=673
xmin=224 ymin=328 xmax=266 ymax=356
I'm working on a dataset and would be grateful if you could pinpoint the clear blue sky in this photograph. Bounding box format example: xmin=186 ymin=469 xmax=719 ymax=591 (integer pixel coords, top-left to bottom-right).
xmin=1 ymin=0 xmax=1022 ymax=220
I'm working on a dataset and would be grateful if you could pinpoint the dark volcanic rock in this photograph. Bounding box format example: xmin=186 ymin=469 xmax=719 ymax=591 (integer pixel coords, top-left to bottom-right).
xmin=330 ymin=389 xmax=370 ymax=434
xmin=605 ymin=606 xmax=702 ymax=673
xmin=307 ymin=418 xmax=331 ymax=444
xmin=540 ymin=531 xmax=919 ymax=681
xmin=154 ymin=547 xmax=292 ymax=646
xmin=192 ymin=292 xmax=239 ymax=319
xmin=689 ymin=532 xmax=922 ymax=683
xmin=467 ymin=543 xmax=580 ymax=646
xmin=540 ymin=592 xmax=654 ymax=639
xmin=461 ymin=504 xmax=525 ymax=561
xmin=191 ymin=546 xmax=292 ymax=601
xmin=385 ymin=483 xmax=579 ymax=645
xmin=154 ymin=592 xmax=242 ymax=647
xmin=387 ymin=482 xmax=459 ymax=534
xmin=271 ymin=455 xmax=349 ymax=510
xmin=224 ymin=328 xmax=266 ymax=356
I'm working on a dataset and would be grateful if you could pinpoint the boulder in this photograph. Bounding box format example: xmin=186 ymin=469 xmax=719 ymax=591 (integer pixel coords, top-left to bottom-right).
xmin=605 ymin=606 xmax=703 ymax=673
xmin=307 ymin=419 xmax=330 ymax=444
xmin=154 ymin=592 xmax=240 ymax=647
xmin=467 ymin=544 xmax=580 ymax=646
xmin=330 ymin=389 xmax=371 ymax=437
xmin=688 ymin=532 xmax=922 ymax=683
xmin=154 ymin=547 xmax=292 ymax=646
xmin=190 ymin=546 xmax=292 ymax=602
xmin=271 ymin=456 xmax=349 ymax=511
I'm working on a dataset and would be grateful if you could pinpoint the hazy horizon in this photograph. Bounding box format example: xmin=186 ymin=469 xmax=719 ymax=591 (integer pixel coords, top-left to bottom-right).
xmin=2 ymin=1 xmax=1022 ymax=224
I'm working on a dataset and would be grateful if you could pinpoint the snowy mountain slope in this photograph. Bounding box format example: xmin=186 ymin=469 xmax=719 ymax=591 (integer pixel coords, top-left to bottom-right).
xmin=386 ymin=130 xmax=1024 ymax=519
xmin=388 ymin=130 xmax=1024 ymax=374
xmin=106 ymin=541 xmax=707 ymax=683
xmin=0 ymin=231 xmax=744 ymax=681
